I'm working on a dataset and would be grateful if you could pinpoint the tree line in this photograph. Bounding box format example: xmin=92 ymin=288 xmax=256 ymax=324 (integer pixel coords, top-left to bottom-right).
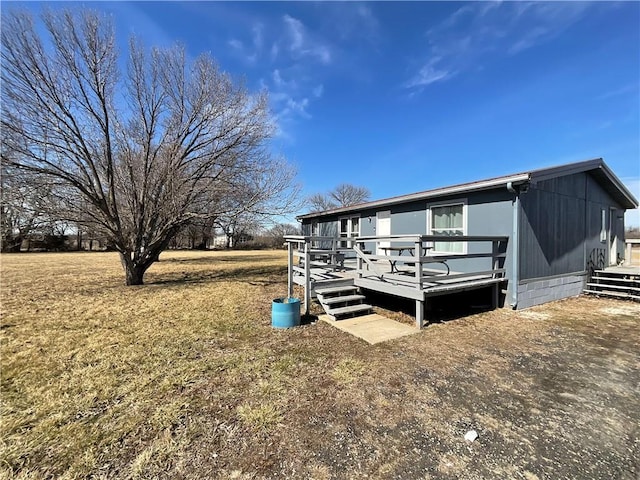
xmin=1 ymin=8 xmax=300 ymax=284
xmin=0 ymin=8 xmax=372 ymax=284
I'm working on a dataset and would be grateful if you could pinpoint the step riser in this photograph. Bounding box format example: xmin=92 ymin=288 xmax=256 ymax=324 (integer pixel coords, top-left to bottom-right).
xmin=587 ymin=269 xmax=640 ymax=301
xmin=584 ymin=290 xmax=640 ymax=301
xmin=327 ymin=304 xmax=373 ymax=318
xmin=590 ymin=276 xmax=640 ymax=284
xmin=586 ymin=283 xmax=640 ymax=293
xmin=315 ymin=286 xmax=358 ymax=296
xmin=321 ymin=295 xmax=366 ymax=306
xmin=316 ymin=286 xmax=373 ymax=320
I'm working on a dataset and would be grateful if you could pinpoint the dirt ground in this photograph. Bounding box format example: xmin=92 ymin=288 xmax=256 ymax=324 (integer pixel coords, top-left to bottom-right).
xmin=243 ymin=297 xmax=640 ymax=480
xmin=1 ymin=251 xmax=639 ymax=479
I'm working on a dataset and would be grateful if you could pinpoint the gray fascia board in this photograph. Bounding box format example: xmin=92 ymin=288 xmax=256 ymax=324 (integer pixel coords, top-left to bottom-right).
xmin=528 ymin=158 xmax=604 ymax=183
xmin=529 ymin=158 xmax=638 ymax=208
xmin=596 ymin=163 xmax=639 ymax=208
xmin=298 ymin=157 xmax=638 ymax=220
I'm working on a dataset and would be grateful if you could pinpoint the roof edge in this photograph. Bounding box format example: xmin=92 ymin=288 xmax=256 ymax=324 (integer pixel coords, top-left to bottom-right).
xmin=596 ymin=162 xmax=639 ymax=209
xmin=297 ymin=158 xmax=639 ymax=220
xmin=297 ymin=173 xmax=530 ymax=220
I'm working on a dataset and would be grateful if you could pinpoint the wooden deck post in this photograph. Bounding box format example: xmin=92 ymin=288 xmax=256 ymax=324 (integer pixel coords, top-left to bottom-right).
xmin=304 ymin=240 xmax=311 ymax=316
xmin=356 ymin=240 xmax=363 ymax=279
xmin=287 ymin=240 xmax=294 ymax=297
xmin=415 ymin=236 xmax=424 ymax=328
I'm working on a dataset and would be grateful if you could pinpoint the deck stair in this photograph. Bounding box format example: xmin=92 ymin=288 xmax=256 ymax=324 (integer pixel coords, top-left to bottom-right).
xmin=315 ymin=285 xmax=373 ymax=320
xmin=584 ymin=270 xmax=640 ymax=301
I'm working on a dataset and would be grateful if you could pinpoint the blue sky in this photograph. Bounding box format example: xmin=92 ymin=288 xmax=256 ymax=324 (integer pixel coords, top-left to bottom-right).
xmin=9 ymin=1 xmax=640 ymax=225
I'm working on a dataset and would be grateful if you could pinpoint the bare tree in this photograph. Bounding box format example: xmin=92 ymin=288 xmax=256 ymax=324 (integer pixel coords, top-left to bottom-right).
xmin=265 ymin=222 xmax=300 ymax=247
xmin=307 ymin=192 xmax=338 ymax=213
xmin=215 ymin=212 xmax=261 ymax=249
xmin=307 ymin=184 xmax=370 ymax=212
xmin=329 ymin=183 xmax=370 ymax=207
xmin=0 ymin=165 xmax=51 ymax=252
xmin=1 ymin=9 xmax=298 ymax=284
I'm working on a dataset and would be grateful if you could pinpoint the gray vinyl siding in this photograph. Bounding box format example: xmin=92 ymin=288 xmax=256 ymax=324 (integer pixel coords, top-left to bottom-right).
xmin=358 ymin=209 xmax=377 ymax=252
xmin=302 ymin=189 xmax=514 ymax=279
xmin=518 ymin=172 xmax=623 ymax=281
xmin=301 ymin=218 xmax=338 ymax=250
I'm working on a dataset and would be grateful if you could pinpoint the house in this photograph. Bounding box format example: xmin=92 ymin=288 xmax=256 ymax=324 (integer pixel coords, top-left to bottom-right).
xmin=285 ymin=158 xmax=638 ymax=327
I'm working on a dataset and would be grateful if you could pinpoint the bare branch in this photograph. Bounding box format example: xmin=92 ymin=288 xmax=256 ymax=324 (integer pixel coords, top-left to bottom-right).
xmin=307 ymin=184 xmax=370 ymax=212
xmin=1 ymin=8 xmax=300 ymax=284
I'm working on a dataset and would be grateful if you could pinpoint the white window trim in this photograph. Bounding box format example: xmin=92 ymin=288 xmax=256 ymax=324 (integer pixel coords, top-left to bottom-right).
xmin=600 ymin=208 xmax=607 ymax=243
xmin=426 ymin=198 xmax=468 ymax=255
xmin=339 ymin=215 xmax=360 ymax=248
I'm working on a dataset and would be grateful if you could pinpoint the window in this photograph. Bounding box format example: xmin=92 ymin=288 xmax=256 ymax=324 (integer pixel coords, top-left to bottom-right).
xmin=428 ymin=201 xmax=466 ymax=253
xmin=339 ymin=216 xmax=360 ymax=248
xmin=600 ymin=209 xmax=607 ymax=243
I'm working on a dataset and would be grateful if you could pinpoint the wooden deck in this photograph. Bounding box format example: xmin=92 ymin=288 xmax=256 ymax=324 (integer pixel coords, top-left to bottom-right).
xmin=285 ymin=235 xmax=509 ymax=328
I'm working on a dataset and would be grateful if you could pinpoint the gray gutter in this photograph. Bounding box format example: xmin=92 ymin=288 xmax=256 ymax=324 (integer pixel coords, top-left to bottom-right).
xmin=506 ymin=182 xmax=520 ymax=308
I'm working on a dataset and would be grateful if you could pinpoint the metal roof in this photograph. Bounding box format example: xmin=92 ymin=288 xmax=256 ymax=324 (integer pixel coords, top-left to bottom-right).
xmin=297 ymin=158 xmax=638 ymax=220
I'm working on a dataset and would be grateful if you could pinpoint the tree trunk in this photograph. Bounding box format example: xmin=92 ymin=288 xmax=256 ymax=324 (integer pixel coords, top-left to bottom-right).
xmin=120 ymin=252 xmax=149 ymax=285
xmin=124 ymin=264 xmax=146 ymax=285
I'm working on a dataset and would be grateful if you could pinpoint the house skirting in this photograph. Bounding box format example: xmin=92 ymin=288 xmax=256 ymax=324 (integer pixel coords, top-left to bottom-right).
xmin=516 ymin=272 xmax=586 ymax=309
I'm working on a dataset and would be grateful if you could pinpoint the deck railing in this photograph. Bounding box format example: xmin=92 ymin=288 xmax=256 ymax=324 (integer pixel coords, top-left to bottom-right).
xmin=284 ymin=235 xmax=354 ymax=313
xmin=284 ymin=234 xmax=509 ymax=318
xmin=625 ymin=239 xmax=640 ymax=267
xmin=353 ymin=234 xmax=509 ymax=289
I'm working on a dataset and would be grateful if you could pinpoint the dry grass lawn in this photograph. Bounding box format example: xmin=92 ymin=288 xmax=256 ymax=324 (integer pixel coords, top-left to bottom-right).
xmin=1 ymin=250 xmax=639 ymax=479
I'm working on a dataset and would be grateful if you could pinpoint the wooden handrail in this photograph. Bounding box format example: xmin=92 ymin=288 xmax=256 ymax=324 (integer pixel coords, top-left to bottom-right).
xmin=356 ymin=234 xmax=509 ymax=242
xmin=353 ymin=244 xmax=386 ymax=279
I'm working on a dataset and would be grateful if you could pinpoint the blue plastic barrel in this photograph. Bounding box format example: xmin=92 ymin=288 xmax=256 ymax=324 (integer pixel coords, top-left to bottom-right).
xmin=272 ymin=297 xmax=301 ymax=328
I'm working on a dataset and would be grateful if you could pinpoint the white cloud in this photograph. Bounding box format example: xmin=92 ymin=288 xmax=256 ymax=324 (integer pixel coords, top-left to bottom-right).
xmin=270 ymin=42 xmax=279 ymax=61
xmin=312 ymin=45 xmax=331 ymax=65
xmin=283 ymin=15 xmax=305 ymax=50
xmin=252 ymin=23 xmax=263 ymax=51
xmin=282 ymin=14 xmax=332 ymax=65
xmin=596 ymin=84 xmax=638 ymax=101
xmin=272 ymin=69 xmax=297 ymax=90
xmin=508 ymin=26 xmax=549 ymax=54
xmin=227 ymin=13 xmax=336 ymax=134
xmin=406 ymin=58 xmax=454 ymax=89
xmin=228 ymin=38 xmax=243 ymax=50
xmin=324 ymin=2 xmax=380 ymax=45
xmin=271 ymin=92 xmax=311 ymax=120
xmin=272 ymin=69 xmax=283 ymax=87
xmin=285 ymin=97 xmax=310 ymax=118
xmin=227 ymin=37 xmax=257 ymax=64
xmin=405 ymin=1 xmax=596 ymax=93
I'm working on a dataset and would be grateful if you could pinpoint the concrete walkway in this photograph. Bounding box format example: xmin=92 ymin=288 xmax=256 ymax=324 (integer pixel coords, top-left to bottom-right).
xmin=320 ymin=313 xmax=419 ymax=344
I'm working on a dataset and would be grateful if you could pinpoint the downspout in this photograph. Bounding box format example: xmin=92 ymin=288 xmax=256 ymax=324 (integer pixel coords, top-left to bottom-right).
xmin=507 ymin=182 xmax=519 ymax=309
